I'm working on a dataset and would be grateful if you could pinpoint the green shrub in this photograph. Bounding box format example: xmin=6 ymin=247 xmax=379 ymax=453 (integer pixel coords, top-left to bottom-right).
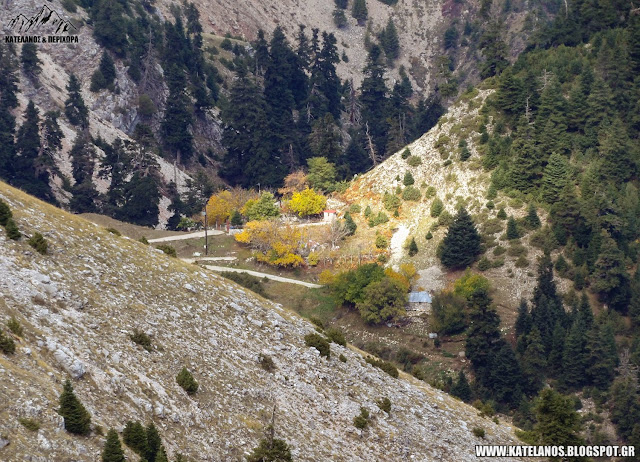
xmin=220 ymin=271 xmax=268 ymax=298
xmin=368 ymin=211 xmax=389 ymax=227
xmin=349 ymin=204 xmax=361 ymax=214
xmin=7 ymin=317 xmax=23 ymax=336
xmin=176 ymin=367 xmax=199 ymax=395
xmin=430 ymin=197 xmax=444 ymax=217
xmin=515 ymin=255 xmax=529 ymax=268
xmin=27 ymin=232 xmax=48 ymax=255
xmin=477 ymin=257 xmax=491 ymax=271
xmin=425 ymin=186 xmax=437 ymax=198
xmin=383 ymin=192 xmax=401 ymax=212
xmin=402 ymin=186 xmax=421 ymax=201
xmin=364 ymin=205 xmax=372 ymax=218
xmin=18 ymin=417 xmax=41 ymax=431
xmin=259 ymin=354 xmax=276 ymax=372
xmin=506 ymin=217 xmax=520 ymax=239
xmin=425 ymin=231 xmax=433 ymax=240
xmin=130 ymin=329 xmax=152 ymax=352
xmin=407 ymin=155 xmax=422 ymax=166
xmin=482 ymin=218 xmax=503 ymax=235
xmin=375 ymin=234 xmax=388 ymax=249
xmin=304 ymin=333 xmax=330 ymax=358
xmin=0 ymin=199 xmax=12 ymax=226
xmin=309 ymin=317 xmax=324 ymax=329
xmin=365 ymin=356 xmax=398 ymax=378
xmin=105 ymin=227 xmax=121 ymax=236
xmin=139 ymin=236 xmax=149 ymax=245
xmin=155 ymin=244 xmax=176 ymax=257
xmin=376 ymin=397 xmax=391 ymax=413
xmin=496 ymin=208 xmax=507 ymax=220
xmin=493 ymin=245 xmax=506 ymax=256
xmin=339 ymin=354 xmax=347 ymax=362
xmin=401 ymin=148 xmax=411 ymax=159
xmin=437 ymin=210 xmax=454 ymax=227
xmin=325 ymin=328 xmax=346 ymax=346
xmin=353 ymin=407 xmax=370 ymax=429
xmin=5 ymin=218 xmax=21 ymax=240
xmin=59 ymin=379 xmax=91 ymax=435
xmin=507 ymin=243 xmax=527 ymax=257
xmin=491 ymin=258 xmax=505 ymax=268
xmin=472 ymin=427 xmax=485 ymax=438
xmin=0 ymin=330 xmax=15 ymax=354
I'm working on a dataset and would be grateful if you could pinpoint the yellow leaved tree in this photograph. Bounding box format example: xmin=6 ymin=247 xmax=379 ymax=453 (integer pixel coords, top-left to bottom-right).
xmin=287 ymin=188 xmax=327 ymax=218
xmin=235 ymin=220 xmax=305 ymax=268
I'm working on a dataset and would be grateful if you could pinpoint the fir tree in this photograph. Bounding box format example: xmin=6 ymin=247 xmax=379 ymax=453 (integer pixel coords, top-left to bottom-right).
xmin=496 ymin=207 xmax=507 ymax=220
xmin=403 ymin=171 xmax=414 ymax=186
xmin=69 ymin=133 xmax=98 ymax=213
xmin=585 ymin=321 xmax=617 ymax=390
xmin=162 ymin=65 xmax=194 ymax=162
xmin=440 ymin=207 xmax=482 ymax=269
xmin=561 ymin=316 xmax=588 ymax=389
xmin=532 ymin=389 xmax=583 ymax=447
xmin=451 ymin=370 xmax=472 ymax=402
xmin=540 ymin=153 xmax=569 ymax=204
xmin=146 ymin=422 xmax=162 ymax=462
xmin=102 ymin=429 xmax=125 ymax=462
xmin=490 ymin=342 xmax=524 ymax=405
xmin=379 ymin=18 xmax=400 ymax=61
xmin=479 ymin=21 xmax=509 ymax=78
xmin=0 ymin=199 xmax=12 ymax=227
xmin=506 ymin=216 xmax=520 ymax=240
xmin=465 ymin=288 xmax=502 ymax=389
xmin=521 ymin=326 xmax=546 ymax=394
xmin=5 ymin=218 xmax=21 ymax=240
xmin=65 ymin=74 xmax=88 ymax=128
xmin=408 ymin=237 xmax=418 ymax=256
xmin=360 ymin=45 xmax=388 ymax=156
xmin=155 ymin=446 xmax=168 ymax=462
xmin=351 ymin=0 xmax=368 ymax=25
xmin=592 ymin=231 xmax=631 ymax=313
xmin=21 ymin=43 xmax=41 ymax=79
xmin=344 ymin=212 xmax=357 ymax=235
xmin=524 ymin=204 xmax=541 ymax=229
xmin=91 ymin=51 xmax=117 ymax=92
xmin=515 ymin=299 xmax=532 ymax=338
xmin=546 ymin=321 xmax=565 ymax=378
xmin=59 ymin=379 xmax=91 ymax=435
xmin=430 ymin=197 xmax=444 ymax=217
xmin=122 ymin=421 xmax=148 ymax=456
xmin=221 ymin=67 xmax=282 ymax=187
xmin=92 ymin=0 xmax=129 ymax=57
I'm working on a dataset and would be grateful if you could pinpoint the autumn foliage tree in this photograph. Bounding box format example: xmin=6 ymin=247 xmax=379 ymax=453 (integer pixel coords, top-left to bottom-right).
xmin=235 ymin=220 xmax=305 ymax=267
xmin=287 ymin=188 xmax=327 ymax=217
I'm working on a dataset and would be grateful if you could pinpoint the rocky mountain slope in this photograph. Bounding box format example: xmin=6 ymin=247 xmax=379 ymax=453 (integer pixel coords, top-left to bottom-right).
xmin=0 ymin=180 xmax=527 ymax=460
xmin=341 ymin=85 xmax=564 ymax=312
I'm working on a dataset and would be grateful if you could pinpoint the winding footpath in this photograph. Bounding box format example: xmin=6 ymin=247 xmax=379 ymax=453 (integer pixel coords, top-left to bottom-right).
xmin=201 ymin=265 xmax=322 ymax=288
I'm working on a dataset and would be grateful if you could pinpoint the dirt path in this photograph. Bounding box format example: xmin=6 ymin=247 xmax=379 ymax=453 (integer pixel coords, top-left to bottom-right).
xmin=202 ymin=265 xmax=322 ymax=288
xmin=148 ymin=230 xmax=224 ymax=243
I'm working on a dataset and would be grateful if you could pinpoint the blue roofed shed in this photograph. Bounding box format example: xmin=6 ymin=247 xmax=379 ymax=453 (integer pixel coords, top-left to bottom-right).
xmin=407 ymin=291 xmax=432 ymax=313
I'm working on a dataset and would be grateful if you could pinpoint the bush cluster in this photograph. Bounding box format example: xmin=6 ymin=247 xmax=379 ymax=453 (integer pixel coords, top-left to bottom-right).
xmin=304 ymin=333 xmax=330 ymax=358
xmin=365 ymin=356 xmax=399 ymax=378
xmin=176 ymin=367 xmax=199 ymax=395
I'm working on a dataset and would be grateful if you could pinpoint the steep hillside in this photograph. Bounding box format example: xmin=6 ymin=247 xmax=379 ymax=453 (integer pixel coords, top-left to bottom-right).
xmin=342 ymin=86 xmax=553 ymax=311
xmin=0 ymin=180 xmax=526 ymax=460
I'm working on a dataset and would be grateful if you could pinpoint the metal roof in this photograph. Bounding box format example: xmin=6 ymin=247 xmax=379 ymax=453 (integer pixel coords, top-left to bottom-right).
xmin=408 ymin=292 xmax=432 ymax=303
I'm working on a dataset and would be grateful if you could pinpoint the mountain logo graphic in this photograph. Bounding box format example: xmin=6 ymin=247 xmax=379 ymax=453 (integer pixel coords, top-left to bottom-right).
xmin=8 ymin=4 xmax=77 ymax=34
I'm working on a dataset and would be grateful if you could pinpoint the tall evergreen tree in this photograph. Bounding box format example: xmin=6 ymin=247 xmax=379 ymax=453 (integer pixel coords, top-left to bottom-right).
xmin=379 ymin=18 xmax=400 ymax=61
xmin=561 ymin=316 xmax=588 ymax=389
xmin=146 ymin=422 xmax=162 ymax=462
xmin=309 ymin=32 xmax=342 ymax=120
xmin=585 ymin=320 xmax=618 ymax=390
xmin=161 ymin=65 xmax=194 ymax=163
xmin=102 ymin=429 xmax=125 ymax=462
xmin=520 ymin=326 xmax=546 ymax=394
xmin=351 ymin=0 xmax=368 ymax=25
xmin=69 ymin=132 xmax=98 ymax=213
xmin=92 ymin=0 xmax=129 ymax=57
xmin=221 ymin=67 xmax=283 ymax=187
xmin=451 ymin=370 xmax=472 ymax=402
xmin=65 ymin=74 xmax=89 ymax=128
xmin=59 ymin=379 xmax=91 ymax=435
xmin=540 ymin=153 xmax=569 ymax=204
xmin=360 ymin=45 xmax=388 ymax=157
xmin=479 ymin=21 xmax=509 ymax=78
xmin=592 ymin=231 xmax=631 ymax=312
xmin=465 ymin=288 xmax=502 ymax=390
xmin=532 ymin=389 xmax=583 ymax=447
xmin=122 ymin=421 xmax=148 ymax=456
xmin=20 ymin=43 xmax=42 ymax=79
xmin=515 ymin=299 xmax=532 ymax=339
xmin=439 ymin=207 xmax=482 ymax=269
